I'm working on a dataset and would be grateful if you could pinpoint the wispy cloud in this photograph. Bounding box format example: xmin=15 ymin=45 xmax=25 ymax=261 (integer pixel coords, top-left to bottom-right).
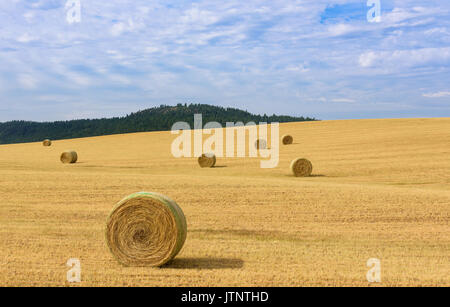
xmin=331 ymin=98 xmax=356 ymax=103
xmin=359 ymin=47 xmax=450 ymax=68
xmin=423 ymin=91 xmax=450 ymax=98
xmin=16 ymin=33 xmax=37 ymax=43
xmin=17 ymin=74 xmax=38 ymax=89
xmin=0 ymin=0 xmax=449 ymax=121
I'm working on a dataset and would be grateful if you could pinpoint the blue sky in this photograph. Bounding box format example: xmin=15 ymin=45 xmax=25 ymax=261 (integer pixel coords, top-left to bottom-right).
xmin=0 ymin=0 xmax=449 ymax=121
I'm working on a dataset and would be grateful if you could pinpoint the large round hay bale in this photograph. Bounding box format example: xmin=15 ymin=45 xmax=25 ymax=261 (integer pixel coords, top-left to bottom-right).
xmin=105 ymin=192 xmax=187 ymax=267
xmin=281 ymin=135 xmax=293 ymax=145
xmin=43 ymin=139 xmax=52 ymax=147
xmin=290 ymin=158 xmax=313 ymax=177
xmin=60 ymin=150 xmax=78 ymax=164
xmin=254 ymin=139 xmax=267 ymax=150
xmin=198 ymin=153 xmax=216 ymax=168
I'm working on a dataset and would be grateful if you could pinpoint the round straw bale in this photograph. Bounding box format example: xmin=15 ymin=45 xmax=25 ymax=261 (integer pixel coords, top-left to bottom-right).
xmin=290 ymin=158 xmax=313 ymax=177
xmin=43 ymin=139 xmax=52 ymax=147
xmin=60 ymin=150 xmax=78 ymax=164
xmin=198 ymin=153 xmax=216 ymax=168
xmin=281 ymin=135 xmax=293 ymax=145
xmin=105 ymin=192 xmax=187 ymax=267
xmin=254 ymin=139 xmax=267 ymax=149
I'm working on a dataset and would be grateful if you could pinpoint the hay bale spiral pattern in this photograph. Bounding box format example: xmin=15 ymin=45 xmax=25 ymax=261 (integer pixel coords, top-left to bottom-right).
xmin=105 ymin=192 xmax=187 ymax=267
xmin=281 ymin=135 xmax=293 ymax=145
xmin=290 ymin=158 xmax=313 ymax=177
xmin=60 ymin=150 xmax=78 ymax=164
xmin=198 ymin=153 xmax=216 ymax=168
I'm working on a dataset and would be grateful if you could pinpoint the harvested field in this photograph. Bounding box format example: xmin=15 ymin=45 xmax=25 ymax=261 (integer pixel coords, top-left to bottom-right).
xmin=0 ymin=118 xmax=449 ymax=286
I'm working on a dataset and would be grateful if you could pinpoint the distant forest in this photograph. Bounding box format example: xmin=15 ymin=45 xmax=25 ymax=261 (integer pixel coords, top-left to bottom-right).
xmin=0 ymin=104 xmax=316 ymax=145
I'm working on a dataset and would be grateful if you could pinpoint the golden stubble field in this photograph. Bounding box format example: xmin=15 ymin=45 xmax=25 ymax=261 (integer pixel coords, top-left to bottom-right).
xmin=0 ymin=118 xmax=449 ymax=287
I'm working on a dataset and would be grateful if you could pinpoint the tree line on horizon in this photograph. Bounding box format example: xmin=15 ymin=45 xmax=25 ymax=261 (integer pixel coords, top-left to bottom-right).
xmin=0 ymin=104 xmax=316 ymax=145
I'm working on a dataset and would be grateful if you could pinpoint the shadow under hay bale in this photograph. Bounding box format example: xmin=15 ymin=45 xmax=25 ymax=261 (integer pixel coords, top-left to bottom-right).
xmin=163 ymin=257 xmax=244 ymax=269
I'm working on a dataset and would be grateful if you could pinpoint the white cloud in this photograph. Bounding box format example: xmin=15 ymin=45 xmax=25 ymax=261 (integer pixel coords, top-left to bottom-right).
xmin=66 ymin=73 xmax=91 ymax=86
xmin=359 ymin=47 xmax=450 ymax=68
xmin=382 ymin=6 xmax=442 ymax=27
xmin=327 ymin=24 xmax=356 ymax=37
xmin=286 ymin=64 xmax=310 ymax=73
xmin=111 ymin=22 xmax=126 ymax=36
xmin=181 ymin=7 xmax=219 ymax=26
xmin=424 ymin=27 xmax=449 ymax=35
xmin=109 ymin=74 xmax=131 ymax=85
xmin=23 ymin=11 xmax=35 ymax=22
xmin=145 ymin=46 xmax=160 ymax=53
xmin=17 ymin=74 xmax=38 ymax=89
xmin=16 ymin=33 xmax=37 ymax=43
xmin=110 ymin=19 xmax=136 ymax=36
xmin=359 ymin=51 xmax=378 ymax=68
xmin=422 ymin=91 xmax=450 ymax=98
xmin=331 ymin=98 xmax=355 ymax=103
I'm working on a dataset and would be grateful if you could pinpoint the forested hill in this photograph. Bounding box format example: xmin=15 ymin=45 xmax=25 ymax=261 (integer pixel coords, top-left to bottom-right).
xmin=0 ymin=104 xmax=316 ymax=145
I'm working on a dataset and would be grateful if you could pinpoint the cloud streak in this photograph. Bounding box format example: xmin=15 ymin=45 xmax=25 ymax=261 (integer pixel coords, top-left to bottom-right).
xmin=0 ymin=0 xmax=449 ymax=121
xmin=423 ymin=91 xmax=450 ymax=98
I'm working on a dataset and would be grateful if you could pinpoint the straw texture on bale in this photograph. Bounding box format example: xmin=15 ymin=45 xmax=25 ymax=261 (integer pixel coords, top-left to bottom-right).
xmin=43 ymin=139 xmax=52 ymax=147
xmin=105 ymin=192 xmax=187 ymax=267
xmin=290 ymin=158 xmax=313 ymax=177
xmin=198 ymin=153 xmax=216 ymax=168
xmin=282 ymin=135 xmax=293 ymax=145
xmin=60 ymin=150 xmax=78 ymax=164
xmin=255 ymin=139 xmax=267 ymax=150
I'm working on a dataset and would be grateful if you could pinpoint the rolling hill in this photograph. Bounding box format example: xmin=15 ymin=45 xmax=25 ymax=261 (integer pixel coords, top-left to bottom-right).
xmin=0 ymin=104 xmax=315 ymax=145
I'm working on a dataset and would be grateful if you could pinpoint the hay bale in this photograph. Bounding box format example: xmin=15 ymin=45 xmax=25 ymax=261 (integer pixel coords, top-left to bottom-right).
xmin=105 ymin=192 xmax=187 ymax=267
xmin=281 ymin=135 xmax=293 ymax=145
xmin=254 ymin=139 xmax=267 ymax=150
xmin=60 ymin=150 xmax=78 ymax=164
xmin=290 ymin=158 xmax=313 ymax=177
xmin=43 ymin=139 xmax=52 ymax=147
xmin=198 ymin=153 xmax=216 ymax=168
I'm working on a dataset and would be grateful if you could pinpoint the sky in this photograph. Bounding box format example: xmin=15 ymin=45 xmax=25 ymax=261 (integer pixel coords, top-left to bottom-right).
xmin=0 ymin=0 xmax=449 ymax=121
